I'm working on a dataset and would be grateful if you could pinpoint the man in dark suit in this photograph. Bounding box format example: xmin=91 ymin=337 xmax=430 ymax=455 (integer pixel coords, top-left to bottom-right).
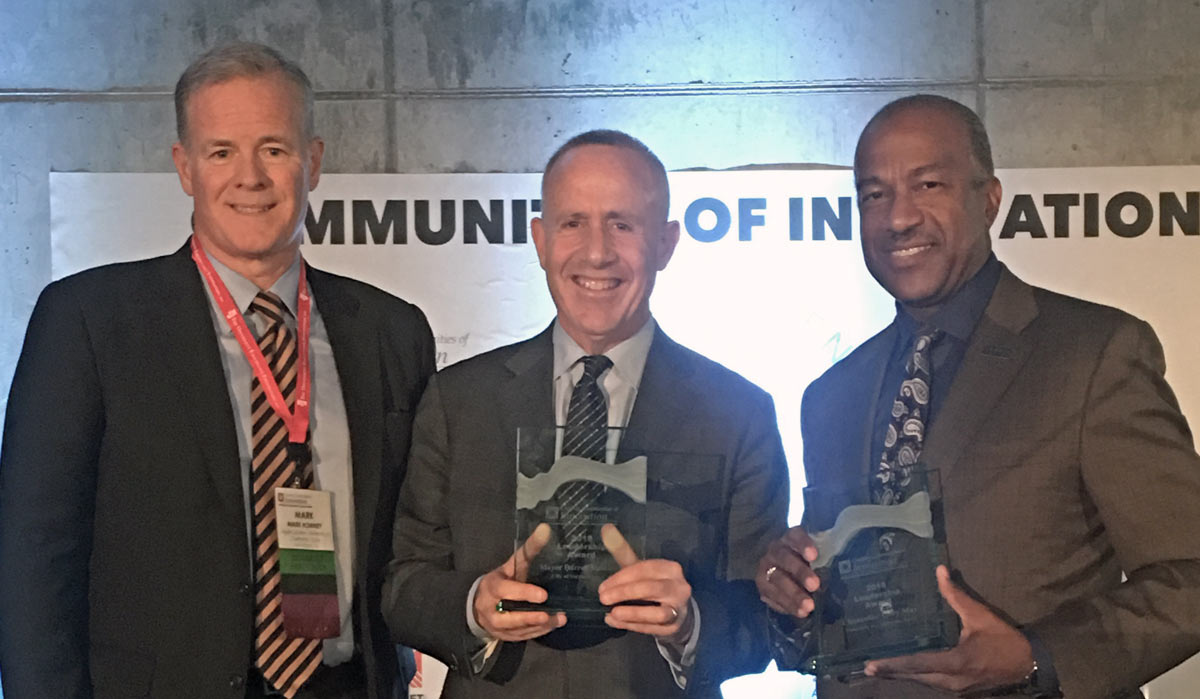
xmin=0 ymin=42 xmax=434 ymax=699
xmin=756 ymin=94 xmax=1200 ymax=698
xmin=383 ymin=130 xmax=789 ymax=698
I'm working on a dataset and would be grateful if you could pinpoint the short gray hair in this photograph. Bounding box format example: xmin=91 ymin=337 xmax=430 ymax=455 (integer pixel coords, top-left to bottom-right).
xmin=856 ymin=94 xmax=994 ymax=177
xmin=174 ymin=41 xmax=314 ymax=143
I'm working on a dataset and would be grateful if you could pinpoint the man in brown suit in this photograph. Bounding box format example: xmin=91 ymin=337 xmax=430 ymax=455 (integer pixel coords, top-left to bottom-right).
xmin=756 ymin=94 xmax=1200 ymax=698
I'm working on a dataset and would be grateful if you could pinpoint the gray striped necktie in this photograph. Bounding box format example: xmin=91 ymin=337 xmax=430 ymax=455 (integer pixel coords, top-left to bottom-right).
xmin=562 ymin=355 xmax=613 ymax=460
xmin=248 ymin=291 xmax=322 ymax=698
xmin=558 ymin=355 xmax=613 ymax=550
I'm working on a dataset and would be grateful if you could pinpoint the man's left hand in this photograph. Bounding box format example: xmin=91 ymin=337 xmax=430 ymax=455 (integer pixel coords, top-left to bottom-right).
xmin=864 ymin=565 xmax=1034 ymax=694
xmin=597 ymin=524 xmax=694 ymax=645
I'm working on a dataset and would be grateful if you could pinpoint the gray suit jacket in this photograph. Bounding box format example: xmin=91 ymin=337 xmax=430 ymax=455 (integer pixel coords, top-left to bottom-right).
xmin=798 ymin=266 xmax=1200 ymax=699
xmin=383 ymin=325 xmax=789 ymax=698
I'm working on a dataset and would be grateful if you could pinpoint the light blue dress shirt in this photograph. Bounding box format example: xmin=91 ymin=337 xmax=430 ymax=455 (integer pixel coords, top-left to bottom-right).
xmin=199 ymin=251 xmax=357 ymax=665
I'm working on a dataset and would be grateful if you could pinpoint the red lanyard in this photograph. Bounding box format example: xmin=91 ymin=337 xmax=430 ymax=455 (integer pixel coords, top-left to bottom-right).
xmin=191 ymin=236 xmax=311 ymax=446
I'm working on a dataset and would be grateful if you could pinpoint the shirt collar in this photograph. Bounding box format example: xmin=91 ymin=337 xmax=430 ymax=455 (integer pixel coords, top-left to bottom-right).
xmin=205 ymin=250 xmax=302 ymax=318
xmin=552 ymin=317 xmax=657 ymax=389
xmin=895 ymin=252 xmax=1002 ymax=342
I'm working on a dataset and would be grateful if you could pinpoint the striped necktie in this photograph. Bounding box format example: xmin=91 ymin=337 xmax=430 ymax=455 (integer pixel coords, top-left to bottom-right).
xmin=558 ymin=355 xmax=613 ymax=549
xmin=873 ymin=329 xmax=943 ymax=506
xmin=248 ymin=291 xmax=322 ymax=697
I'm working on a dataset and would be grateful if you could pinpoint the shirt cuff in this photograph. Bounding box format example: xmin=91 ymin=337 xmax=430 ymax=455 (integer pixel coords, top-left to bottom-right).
xmin=655 ymin=598 xmax=701 ymax=689
xmin=465 ymin=575 xmax=500 ymax=675
xmin=465 ymin=575 xmax=493 ymax=641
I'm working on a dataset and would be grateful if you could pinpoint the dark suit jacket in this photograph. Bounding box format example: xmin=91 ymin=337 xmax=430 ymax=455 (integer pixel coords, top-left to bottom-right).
xmin=0 ymin=243 xmax=436 ymax=699
xmin=799 ymin=266 xmax=1200 ymax=699
xmin=383 ymin=325 xmax=789 ymax=698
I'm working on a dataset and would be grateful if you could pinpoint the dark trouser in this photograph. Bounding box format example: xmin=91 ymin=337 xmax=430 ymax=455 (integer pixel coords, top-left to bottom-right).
xmin=245 ymin=655 xmax=369 ymax=699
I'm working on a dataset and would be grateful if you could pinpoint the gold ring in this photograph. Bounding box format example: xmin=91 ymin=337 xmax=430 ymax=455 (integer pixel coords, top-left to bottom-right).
xmin=766 ymin=565 xmax=778 ymax=582
xmin=669 ymin=606 xmax=679 ymax=622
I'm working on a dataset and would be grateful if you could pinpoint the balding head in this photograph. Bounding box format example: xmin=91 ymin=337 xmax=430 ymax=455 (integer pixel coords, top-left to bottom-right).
xmin=542 ymin=129 xmax=671 ymax=221
xmin=855 ymin=94 xmax=994 ymax=184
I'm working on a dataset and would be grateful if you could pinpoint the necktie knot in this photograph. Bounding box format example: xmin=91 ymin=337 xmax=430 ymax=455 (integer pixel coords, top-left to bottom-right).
xmin=906 ymin=328 xmax=943 ymax=375
xmin=915 ymin=328 xmax=944 ymax=349
xmin=249 ymin=290 xmax=289 ymax=326
xmin=577 ymin=355 xmax=613 ymax=385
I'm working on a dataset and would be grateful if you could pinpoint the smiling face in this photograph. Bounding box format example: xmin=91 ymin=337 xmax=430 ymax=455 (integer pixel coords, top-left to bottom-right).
xmin=171 ymin=73 xmax=323 ymax=285
xmin=854 ymin=105 xmax=1001 ymax=319
xmin=531 ymin=144 xmax=680 ymax=354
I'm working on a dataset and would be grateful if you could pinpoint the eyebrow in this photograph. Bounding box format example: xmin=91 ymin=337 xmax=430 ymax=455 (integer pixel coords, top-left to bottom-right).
xmin=855 ymin=162 xmax=949 ymax=189
xmin=560 ymin=210 xmax=634 ymax=221
xmin=910 ymin=162 xmax=948 ymax=177
xmin=200 ymin=135 xmax=294 ymax=148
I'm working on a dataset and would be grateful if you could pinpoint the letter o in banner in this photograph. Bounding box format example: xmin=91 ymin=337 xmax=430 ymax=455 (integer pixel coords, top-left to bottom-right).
xmin=1105 ymin=191 xmax=1153 ymax=238
xmin=685 ymin=197 xmax=732 ymax=243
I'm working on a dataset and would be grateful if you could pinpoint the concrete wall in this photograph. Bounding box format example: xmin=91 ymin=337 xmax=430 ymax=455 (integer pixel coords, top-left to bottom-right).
xmin=2 ymin=0 xmax=1199 ymax=694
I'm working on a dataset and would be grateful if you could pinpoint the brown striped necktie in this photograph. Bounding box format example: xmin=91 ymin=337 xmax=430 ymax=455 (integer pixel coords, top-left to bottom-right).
xmin=248 ymin=290 xmax=322 ymax=697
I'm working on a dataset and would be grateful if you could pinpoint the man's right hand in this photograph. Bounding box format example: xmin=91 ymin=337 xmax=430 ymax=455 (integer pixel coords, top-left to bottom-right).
xmin=473 ymin=522 xmax=567 ymax=641
xmin=755 ymin=526 xmax=821 ymax=619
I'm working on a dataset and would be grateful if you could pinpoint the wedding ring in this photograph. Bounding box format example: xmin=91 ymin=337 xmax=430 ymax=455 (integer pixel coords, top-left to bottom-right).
xmin=668 ymin=606 xmax=679 ymax=622
xmin=765 ymin=565 xmax=778 ymax=582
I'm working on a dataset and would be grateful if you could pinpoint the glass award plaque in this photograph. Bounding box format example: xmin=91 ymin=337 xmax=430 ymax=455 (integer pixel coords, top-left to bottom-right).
xmin=803 ymin=468 xmax=959 ymax=679
xmin=502 ymin=426 xmax=648 ymax=626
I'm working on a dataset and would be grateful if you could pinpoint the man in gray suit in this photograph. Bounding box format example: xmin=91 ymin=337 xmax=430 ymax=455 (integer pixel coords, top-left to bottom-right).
xmin=384 ymin=130 xmax=789 ymax=698
xmin=756 ymin=95 xmax=1200 ymax=698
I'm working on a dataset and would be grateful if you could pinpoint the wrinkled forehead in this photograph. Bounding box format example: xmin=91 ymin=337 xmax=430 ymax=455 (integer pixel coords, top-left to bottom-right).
xmin=542 ymin=144 xmax=669 ymax=216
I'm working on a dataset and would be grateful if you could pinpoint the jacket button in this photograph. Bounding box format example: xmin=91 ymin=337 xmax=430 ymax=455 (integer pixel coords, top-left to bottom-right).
xmin=229 ymin=674 xmax=245 ymax=690
xmin=239 ymin=582 xmax=252 ymax=596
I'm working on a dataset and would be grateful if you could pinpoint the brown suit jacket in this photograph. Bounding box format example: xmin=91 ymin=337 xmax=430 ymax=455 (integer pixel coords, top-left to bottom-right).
xmin=798 ymin=266 xmax=1200 ymax=699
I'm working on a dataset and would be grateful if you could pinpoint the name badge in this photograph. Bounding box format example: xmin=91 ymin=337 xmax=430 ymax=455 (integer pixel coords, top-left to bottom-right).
xmin=275 ymin=487 xmax=341 ymax=639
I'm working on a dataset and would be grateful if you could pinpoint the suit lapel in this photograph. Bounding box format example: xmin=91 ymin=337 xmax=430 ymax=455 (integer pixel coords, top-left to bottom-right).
xmin=855 ymin=327 xmax=896 ymax=486
xmin=307 ymin=267 xmax=382 ymax=580
xmin=622 ymin=328 xmax=699 ymax=457
xmin=499 ymin=326 xmax=556 ymax=448
xmin=152 ymin=244 xmax=244 ymax=521
xmin=922 ymin=268 xmax=1038 ymax=481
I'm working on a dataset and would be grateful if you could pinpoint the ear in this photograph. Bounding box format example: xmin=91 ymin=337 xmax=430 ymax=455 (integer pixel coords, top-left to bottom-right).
xmin=655 ymin=220 xmax=681 ymax=271
xmin=983 ymin=176 xmax=1002 ymax=226
xmin=530 ymin=217 xmax=549 ymax=270
xmin=307 ymin=137 xmax=325 ymax=190
xmin=171 ymin=141 xmax=194 ymax=196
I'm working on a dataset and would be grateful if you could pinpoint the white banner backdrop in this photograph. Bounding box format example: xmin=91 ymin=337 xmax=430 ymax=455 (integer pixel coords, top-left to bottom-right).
xmin=50 ymin=168 xmax=1200 ymax=698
